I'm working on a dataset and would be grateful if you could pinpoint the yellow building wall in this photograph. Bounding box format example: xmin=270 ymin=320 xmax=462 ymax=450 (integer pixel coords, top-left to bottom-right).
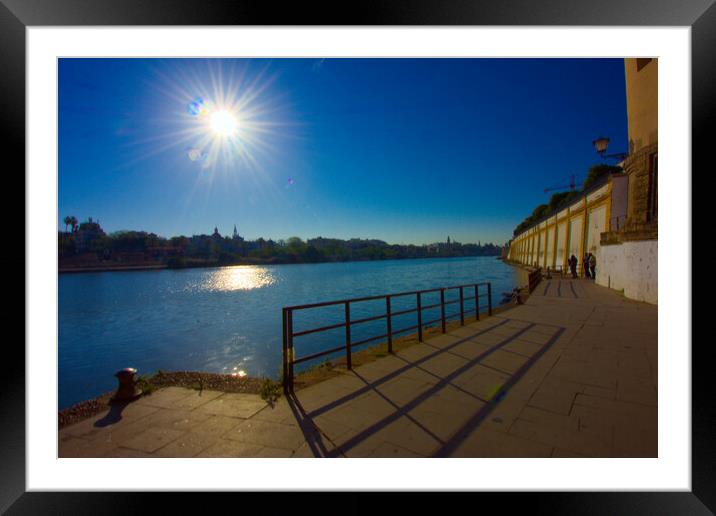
xmin=625 ymin=58 xmax=658 ymax=154
xmin=568 ymin=215 xmax=583 ymax=260
xmin=511 ymin=184 xmax=615 ymax=271
xmin=555 ymin=222 xmax=567 ymax=269
xmin=545 ymin=225 xmax=556 ymax=268
xmin=586 ymin=204 xmax=607 ymax=257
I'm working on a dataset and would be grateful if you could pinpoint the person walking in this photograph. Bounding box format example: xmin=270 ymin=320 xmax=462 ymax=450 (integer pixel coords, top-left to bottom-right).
xmin=589 ymin=252 xmax=597 ymax=280
xmin=569 ymin=255 xmax=578 ymax=278
xmin=583 ymin=253 xmax=591 ymax=279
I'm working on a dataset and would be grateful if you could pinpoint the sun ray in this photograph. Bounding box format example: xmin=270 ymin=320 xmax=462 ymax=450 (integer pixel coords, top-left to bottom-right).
xmin=126 ymin=59 xmax=293 ymax=185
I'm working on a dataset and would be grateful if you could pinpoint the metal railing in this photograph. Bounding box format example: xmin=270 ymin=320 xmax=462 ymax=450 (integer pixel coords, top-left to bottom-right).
xmin=281 ymin=282 xmax=492 ymax=393
xmin=528 ymin=268 xmax=542 ymax=293
xmin=544 ymin=265 xmax=565 ymax=278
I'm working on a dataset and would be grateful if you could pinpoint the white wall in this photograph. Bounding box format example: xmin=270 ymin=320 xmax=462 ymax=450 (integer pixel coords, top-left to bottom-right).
xmin=597 ymin=240 xmax=658 ymax=304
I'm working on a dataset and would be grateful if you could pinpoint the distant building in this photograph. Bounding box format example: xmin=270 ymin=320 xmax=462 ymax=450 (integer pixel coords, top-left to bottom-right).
xmin=74 ymin=217 xmax=105 ymax=253
xmin=232 ymin=224 xmax=244 ymax=242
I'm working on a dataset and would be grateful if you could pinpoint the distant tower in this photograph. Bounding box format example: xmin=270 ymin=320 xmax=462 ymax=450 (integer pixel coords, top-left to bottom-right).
xmin=447 ymin=236 xmax=451 ymax=245
xmin=213 ymin=226 xmax=220 ymax=237
xmin=233 ymin=224 xmax=238 ymax=239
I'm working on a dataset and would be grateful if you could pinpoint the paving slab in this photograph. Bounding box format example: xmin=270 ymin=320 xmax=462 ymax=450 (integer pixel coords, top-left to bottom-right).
xmin=342 ymin=416 xmax=441 ymax=457
xmin=452 ymin=364 xmax=509 ymax=400
xmin=134 ymin=386 xmax=198 ymax=409
xmin=122 ymin=427 xmax=187 ymax=453
xmin=170 ymin=389 xmax=225 ymax=410
xmin=420 ymin=352 xmax=470 ymax=378
xmin=374 ymin=376 xmax=435 ymax=407
xmin=195 ymin=439 xmax=265 ymax=458
xmin=58 ymin=436 xmax=119 ymax=458
xmin=195 ymin=393 xmax=268 ymax=419
xmin=154 ymin=431 xmax=220 ymax=458
xmin=188 ymin=415 xmax=243 ymax=437
xmin=224 ymin=419 xmax=310 ymax=451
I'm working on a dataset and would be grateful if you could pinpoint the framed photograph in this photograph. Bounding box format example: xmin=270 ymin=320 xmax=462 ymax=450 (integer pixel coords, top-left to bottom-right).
xmin=4 ymin=0 xmax=708 ymax=511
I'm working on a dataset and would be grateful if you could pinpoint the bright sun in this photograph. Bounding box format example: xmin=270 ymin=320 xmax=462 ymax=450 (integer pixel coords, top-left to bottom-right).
xmin=210 ymin=110 xmax=238 ymax=136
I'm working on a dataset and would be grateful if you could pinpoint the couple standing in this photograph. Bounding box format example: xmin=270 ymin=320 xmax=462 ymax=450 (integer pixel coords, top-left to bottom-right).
xmin=568 ymin=253 xmax=596 ymax=279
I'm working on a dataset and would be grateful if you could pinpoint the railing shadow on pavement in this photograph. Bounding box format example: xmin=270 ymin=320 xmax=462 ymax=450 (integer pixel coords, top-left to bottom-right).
xmin=282 ymin=316 xmax=566 ymax=458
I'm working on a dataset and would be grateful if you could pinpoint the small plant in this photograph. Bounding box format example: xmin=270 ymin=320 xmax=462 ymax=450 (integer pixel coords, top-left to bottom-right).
xmin=135 ymin=375 xmax=156 ymax=396
xmin=260 ymin=378 xmax=281 ymax=407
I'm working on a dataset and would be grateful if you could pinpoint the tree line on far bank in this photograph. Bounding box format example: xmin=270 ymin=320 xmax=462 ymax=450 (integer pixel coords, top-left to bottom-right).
xmin=58 ymin=222 xmax=503 ymax=269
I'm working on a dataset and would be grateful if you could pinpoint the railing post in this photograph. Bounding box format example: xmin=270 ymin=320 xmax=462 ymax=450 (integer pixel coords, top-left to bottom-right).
xmin=282 ymin=308 xmax=288 ymax=394
xmin=459 ymin=286 xmax=465 ymax=326
xmin=287 ymin=309 xmax=294 ymax=393
xmin=345 ymin=302 xmax=352 ymax=370
xmin=417 ymin=292 xmax=423 ymax=342
xmin=440 ymin=288 xmax=446 ymax=333
xmin=474 ymin=284 xmax=480 ymax=321
xmin=487 ymin=283 xmax=493 ymax=316
xmin=386 ymin=296 xmax=393 ymax=353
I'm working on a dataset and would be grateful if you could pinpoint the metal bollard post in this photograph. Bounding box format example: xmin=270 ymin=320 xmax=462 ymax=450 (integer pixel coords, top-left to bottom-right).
xmin=111 ymin=367 xmax=142 ymax=404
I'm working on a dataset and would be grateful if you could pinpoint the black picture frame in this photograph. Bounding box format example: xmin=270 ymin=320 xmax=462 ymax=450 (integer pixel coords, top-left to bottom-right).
xmin=3 ymin=0 xmax=708 ymax=512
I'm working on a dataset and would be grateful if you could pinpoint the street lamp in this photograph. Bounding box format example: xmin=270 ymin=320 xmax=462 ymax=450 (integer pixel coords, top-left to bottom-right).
xmin=593 ymin=136 xmax=628 ymax=161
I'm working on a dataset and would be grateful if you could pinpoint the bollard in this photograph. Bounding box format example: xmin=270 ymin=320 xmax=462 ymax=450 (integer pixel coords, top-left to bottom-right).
xmin=110 ymin=367 xmax=142 ymax=404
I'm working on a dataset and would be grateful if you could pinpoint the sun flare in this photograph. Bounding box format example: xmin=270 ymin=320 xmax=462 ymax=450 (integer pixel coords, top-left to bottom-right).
xmin=210 ymin=110 xmax=238 ymax=137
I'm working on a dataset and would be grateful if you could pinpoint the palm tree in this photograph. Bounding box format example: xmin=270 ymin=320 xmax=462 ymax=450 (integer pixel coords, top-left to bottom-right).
xmin=63 ymin=216 xmax=72 ymax=233
xmin=70 ymin=216 xmax=78 ymax=233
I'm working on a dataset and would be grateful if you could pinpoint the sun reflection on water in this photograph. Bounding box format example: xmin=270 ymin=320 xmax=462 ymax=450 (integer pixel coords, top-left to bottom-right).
xmin=201 ymin=266 xmax=276 ymax=292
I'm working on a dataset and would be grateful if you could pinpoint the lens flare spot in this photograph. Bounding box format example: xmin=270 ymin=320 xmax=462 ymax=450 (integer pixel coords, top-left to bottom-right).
xmin=188 ymin=97 xmax=209 ymax=117
xmin=186 ymin=148 xmax=209 ymax=163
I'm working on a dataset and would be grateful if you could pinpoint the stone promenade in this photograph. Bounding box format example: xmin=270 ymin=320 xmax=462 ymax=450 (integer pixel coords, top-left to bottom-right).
xmin=59 ymin=277 xmax=657 ymax=458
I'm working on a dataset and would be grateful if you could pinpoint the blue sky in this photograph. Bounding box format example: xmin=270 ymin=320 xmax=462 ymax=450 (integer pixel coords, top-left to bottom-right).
xmin=58 ymin=58 xmax=628 ymax=245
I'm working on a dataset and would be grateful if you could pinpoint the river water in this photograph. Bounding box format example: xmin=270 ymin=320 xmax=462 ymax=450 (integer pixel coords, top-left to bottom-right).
xmin=59 ymin=256 xmax=525 ymax=408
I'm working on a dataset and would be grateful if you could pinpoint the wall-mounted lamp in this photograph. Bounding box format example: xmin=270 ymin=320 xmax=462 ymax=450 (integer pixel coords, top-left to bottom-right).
xmin=593 ymin=136 xmax=628 ymax=161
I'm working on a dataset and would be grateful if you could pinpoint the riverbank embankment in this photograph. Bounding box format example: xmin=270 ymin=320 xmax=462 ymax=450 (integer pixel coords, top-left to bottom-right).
xmin=59 ymin=253 xmax=503 ymax=274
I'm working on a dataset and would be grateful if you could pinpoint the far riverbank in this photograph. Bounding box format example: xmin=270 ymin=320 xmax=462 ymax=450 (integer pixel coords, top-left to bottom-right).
xmin=59 ymin=253 xmax=502 ymax=274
